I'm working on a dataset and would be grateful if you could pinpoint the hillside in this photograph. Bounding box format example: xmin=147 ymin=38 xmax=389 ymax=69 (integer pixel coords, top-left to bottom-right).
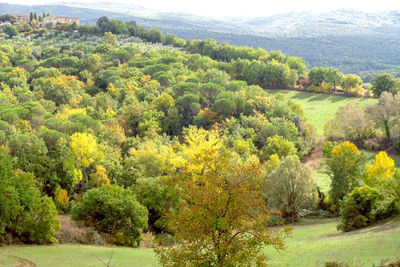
xmin=0 ymin=10 xmax=399 ymax=267
xmin=1 ymin=2 xmax=400 ymax=75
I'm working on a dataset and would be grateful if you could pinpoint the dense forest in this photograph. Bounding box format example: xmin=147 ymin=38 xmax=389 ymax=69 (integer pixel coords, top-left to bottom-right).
xmin=0 ymin=14 xmax=400 ymax=266
xmin=2 ymin=3 xmax=400 ymax=76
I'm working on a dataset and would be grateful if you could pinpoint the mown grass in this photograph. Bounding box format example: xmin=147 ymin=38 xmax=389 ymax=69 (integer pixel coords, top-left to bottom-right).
xmin=267 ymin=90 xmax=377 ymax=135
xmin=265 ymin=218 xmax=400 ymax=267
xmin=0 ymin=245 xmax=158 ymax=267
xmin=2 ymin=218 xmax=400 ymax=267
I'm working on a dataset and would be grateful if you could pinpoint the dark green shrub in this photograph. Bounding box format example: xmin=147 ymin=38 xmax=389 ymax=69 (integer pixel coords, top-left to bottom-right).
xmin=72 ymin=184 xmax=148 ymax=247
xmin=337 ymin=186 xmax=382 ymax=231
xmin=132 ymin=177 xmax=178 ymax=233
xmin=324 ymin=261 xmax=351 ymax=267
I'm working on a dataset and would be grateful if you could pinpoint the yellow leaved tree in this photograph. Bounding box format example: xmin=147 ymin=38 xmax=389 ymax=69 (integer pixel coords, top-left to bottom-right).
xmin=89 ymin=165 xmax=110 ymax=187
xmin=70 ymin=132 xmax=104 ymax=186
xmin=364 ymin=151 xmax=396 ymax=188
xmin=156 ymin=128 xmax=288 ymax=266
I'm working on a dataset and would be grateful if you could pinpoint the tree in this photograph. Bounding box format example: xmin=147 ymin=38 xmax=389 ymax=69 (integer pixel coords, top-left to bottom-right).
xmin=308 ymin=67 xmax=327 ymax=86
xmin=147 ymin=28 xmax=163 ymax=43
xmin=323 ymin=141 xmax=364 ymax=205
xmin=132 ymin=176 xmax=178 ymax=233
xmin=266 ymin=155 xmax=314 ymax=221
xmin=324 ymin=103 xmax=375 ymax=146
xmin=286 ymin=56 xmax=308 ymax=79
xmin=70 ymin=132 xmax=104 ymax=185
xmin=156 ymin=128 xmax=288 ymax=266
xmin=96 ymin=16 xmax=109 ymax=28
xmin=363 ymin=151 xmax=396 ymax=188
xmin=371 ymin=73 xmax=397 ymax=96
xmin=72 ymin=184 xmax=148 ymax=247
xmin=0 ymin=149 xmax=60 ymax=244
xmin=3 ymin=25 xmax=18 ymax=38
xmin=261 ymin=135 xmax=297 ymax=161
xmin=102 ymin=32 xmax=118 ymax=46
xmin=308 ymin=67 xmax=343 ymax=87
xmin=340 ymin=74 xmax=363 ymax=91
xmin=366 ymin=91 xmax=400 ymax=140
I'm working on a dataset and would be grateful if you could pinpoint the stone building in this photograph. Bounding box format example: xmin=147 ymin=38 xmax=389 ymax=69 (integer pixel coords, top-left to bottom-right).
xmin=42 ymin=15 xmax=80 ymax=26
xmin=13 ymin=14 xmax=30 ymax=23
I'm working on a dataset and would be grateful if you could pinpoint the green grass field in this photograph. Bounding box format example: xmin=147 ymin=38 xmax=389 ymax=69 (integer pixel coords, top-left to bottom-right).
xmin=0 ymin=245 xmax=158 ymax=267
xmin=267 ymin=90 xmax=377 ymax=135
xmin=265 ymin=218 xmax=400 ymax=266
xmin=2 ymin=218 xmax=400 ymax=267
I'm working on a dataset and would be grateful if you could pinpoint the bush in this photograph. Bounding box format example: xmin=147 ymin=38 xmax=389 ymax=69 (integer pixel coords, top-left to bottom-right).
xmin=72 ymin=184 xmax=148 ymax=247
xmin=337 ymin=186 xmax=382 ymax=231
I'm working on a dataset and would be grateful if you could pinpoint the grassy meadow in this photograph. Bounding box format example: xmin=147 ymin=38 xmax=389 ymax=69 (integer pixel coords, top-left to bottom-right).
xmin=1 ymin=218 xmax=400 ymax=267
xmin=267 ymin=90 xmax=377 ymax=135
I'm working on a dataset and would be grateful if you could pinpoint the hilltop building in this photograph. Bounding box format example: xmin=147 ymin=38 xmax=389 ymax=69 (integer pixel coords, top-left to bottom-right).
xmin=41 ymin=15 xmax=80 ymax=26
xmin=13 ymin=14 xmax=30 ymax=23
xmin=11 ymin=13 xmax=79 ymax=26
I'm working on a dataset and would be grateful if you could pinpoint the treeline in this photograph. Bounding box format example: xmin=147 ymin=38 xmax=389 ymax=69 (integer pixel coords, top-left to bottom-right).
xmin=74 ymin=17 xmax=400 ymax=94
xmin=4 ymin=14 xmax=399 ymax=94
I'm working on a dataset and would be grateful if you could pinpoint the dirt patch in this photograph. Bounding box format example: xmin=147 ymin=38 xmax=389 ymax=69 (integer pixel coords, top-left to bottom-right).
xmin=305 ymin=146 xmax=323 ymax=170
xmin=55 ymin=215 xmax=105 ymax=245
xmin=8 ymin=255 xmax=36 ymax=267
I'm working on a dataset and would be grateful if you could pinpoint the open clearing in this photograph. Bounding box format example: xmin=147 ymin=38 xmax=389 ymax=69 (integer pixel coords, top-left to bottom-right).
xmin=1 ymin=218 xmax=400 ymax=267
xmin=267 ymin=90 xmax=377 ymax=135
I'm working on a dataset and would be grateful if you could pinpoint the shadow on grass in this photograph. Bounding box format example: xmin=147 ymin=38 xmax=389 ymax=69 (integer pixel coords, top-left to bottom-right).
xmin=324 ymin=218 xmax=400 ymax=238
xmin=289 ymin=92 xmax=348 ymax=103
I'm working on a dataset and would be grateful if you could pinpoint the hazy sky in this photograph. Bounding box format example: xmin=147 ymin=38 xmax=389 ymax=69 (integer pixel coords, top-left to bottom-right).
xmin=4 ymin=0 xmax=400 ymax=17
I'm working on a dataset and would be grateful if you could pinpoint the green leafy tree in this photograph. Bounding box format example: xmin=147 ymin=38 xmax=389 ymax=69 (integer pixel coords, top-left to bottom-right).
xmin=266 ymin=155 xmax=314 ymax=221
xmin=341 ymin=74 xmax=363 ymax=91
xmin=323 ymin=141 xmax=364 ymax=206
xmin=3 ymin=25 xmax=18 ymax=38
xmin=72 ymin=184 xmax=148 ymax=247
xmin=0 ymin=148 xmax=60 ymax=244
xmin=371 ymin=73 xmax=397 ymax=96
xmin=102 ymin=32 xmax=118 ymax=46
xmin=261 ymin=135 xmax=297 ymax=161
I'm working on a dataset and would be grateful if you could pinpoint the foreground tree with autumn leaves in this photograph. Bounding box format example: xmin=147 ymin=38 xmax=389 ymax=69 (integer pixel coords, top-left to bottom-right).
xmin=155 ymin=128 xmax=289 ymax=267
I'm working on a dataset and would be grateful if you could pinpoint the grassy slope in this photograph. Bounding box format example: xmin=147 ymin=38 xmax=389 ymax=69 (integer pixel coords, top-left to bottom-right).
xmin=266 ymin=90 xmax=400 ymax=193
xmin=267 ymin=90 xmax=377 ymax=135
xmin=265 ymin=218 xmax=400 ymax=266
xmin=1 ymin=218 xmax=400 ymax=267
